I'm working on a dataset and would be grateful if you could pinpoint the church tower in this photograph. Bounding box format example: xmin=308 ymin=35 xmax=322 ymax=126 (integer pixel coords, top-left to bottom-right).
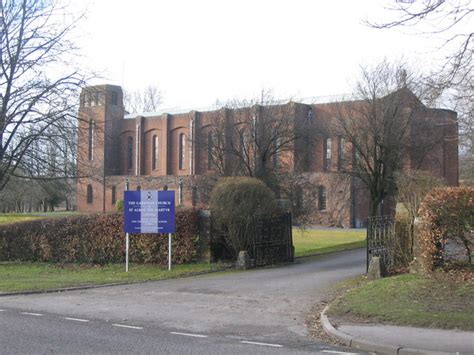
xmin=76 ymin=85 xmax=124 ymax=212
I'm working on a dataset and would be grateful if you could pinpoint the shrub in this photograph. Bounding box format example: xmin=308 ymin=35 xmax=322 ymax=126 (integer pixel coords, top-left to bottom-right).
xmin=210 ymin=176 xmax=277 ymax=258
xmin=391 ymin=219 xmax=412 ymax=268
xmin=395 ymin=170 xmax=445 ymax=265
xmin=415 ymin=187 xmax=474 ymax=273
xmin=116 ymin=199 xmax=124 ymax=212
xmin=0 ymin=209 xmax=200 ymax=265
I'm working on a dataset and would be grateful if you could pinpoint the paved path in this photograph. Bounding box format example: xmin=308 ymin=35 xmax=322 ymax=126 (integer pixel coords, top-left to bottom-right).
xmin=0 ymin=249 xmax=366 ymax=354
xmin=337 ymin=323 xmax=474 ymax=354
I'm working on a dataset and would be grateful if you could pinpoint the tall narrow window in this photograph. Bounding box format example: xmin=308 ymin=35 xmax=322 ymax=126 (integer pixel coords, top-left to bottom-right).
xmin=111 ymin=92 xmax=118 ymax=105
xmin=324 ymin=137 xmax=332 ymax=170
xmin=93 ymin=92 xmax=99 ymax=106
xmin=179 ymin=133 xmax=186 ymax=170
xmin=272 ymin=136 xmax=281 ymax=169
xmin=192 ymin=187 xmax=201 ymax=207
xmin=88 ymin=120 xmax=94 ymax=161
xmin=318 ymin=186 xmax=327 ymax=211
xmin=111 ymin=185 xmax=116 ymax=205
xmin=207 ymin=132 xmax=214 ymax=170
xmin=87 ymin=184 xmax=93 ymax=204
xmin=239 ymin=130 xmax=246 ymax=157
xmin=152 ymin=135 xmax=159 ymax=170
xmin=338 ymin=136 xmax=346 ymax=170
xmin=178 ymin=179 xmax=183 ymax=205
xmin=353 ymin=148 xmax=362 ymax=169
xmin=127 ymin=136 xmax=133 ymax=171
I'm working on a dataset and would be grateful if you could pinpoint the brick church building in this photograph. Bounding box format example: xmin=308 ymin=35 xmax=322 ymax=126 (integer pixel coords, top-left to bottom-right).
xmin=76 ymin=84 xmax=458 ymax=227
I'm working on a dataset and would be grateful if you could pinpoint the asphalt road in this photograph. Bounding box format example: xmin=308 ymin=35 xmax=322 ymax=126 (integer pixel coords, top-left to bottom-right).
xmin=0 ymin=248 xmax=366 ymax=354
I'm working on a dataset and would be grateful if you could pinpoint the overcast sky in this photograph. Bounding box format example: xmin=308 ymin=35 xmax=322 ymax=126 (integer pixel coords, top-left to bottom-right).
xmin=74 ymin=0 xmax=456 ymax=110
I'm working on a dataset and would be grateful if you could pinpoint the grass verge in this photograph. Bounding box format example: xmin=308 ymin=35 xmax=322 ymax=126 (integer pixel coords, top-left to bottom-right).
xmin=293 ymin=228 xmax=366 ymax=257
xmin=0 ymin=262 xmax=221 ymax=293
xmin=327 ymin=272 xmax=474 ymax=331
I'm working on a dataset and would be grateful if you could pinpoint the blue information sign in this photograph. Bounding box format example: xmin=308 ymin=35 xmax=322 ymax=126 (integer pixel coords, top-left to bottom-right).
xmin=124 ymin=190 xmax=176 ymax=234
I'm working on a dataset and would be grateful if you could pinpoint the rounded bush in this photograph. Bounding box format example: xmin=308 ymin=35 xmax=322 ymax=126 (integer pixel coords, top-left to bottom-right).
xmin=210 ymin=177 xmax=277 ymax=258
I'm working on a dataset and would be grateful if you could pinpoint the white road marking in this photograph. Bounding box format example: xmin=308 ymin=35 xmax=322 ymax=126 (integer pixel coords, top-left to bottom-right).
xmin=241 ymin=340 xmax=283 ymax=348
xmin=0 ymin=309 xmax=5 ymax=312
xmin=170 ymin=331 xmax=208 ymax=338
xmin=112 ymin=324 xmax=143 ymax=330
xmin=64 ymin=317 xmax=89 ymax=323
xmin=322 ymin=351 xmax=361 ymax=355
xmin=21 ymin=312 xmax=43 ymax=317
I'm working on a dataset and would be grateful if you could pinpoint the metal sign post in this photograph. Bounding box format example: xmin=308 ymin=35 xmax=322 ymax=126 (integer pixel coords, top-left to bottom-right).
xmin=125 ymin=180 xmax=129 ymax=273
xmin=168 ymin=233 xmax=172 ymax=271
xmin=126 ymin=233 xmax=129 ymax=272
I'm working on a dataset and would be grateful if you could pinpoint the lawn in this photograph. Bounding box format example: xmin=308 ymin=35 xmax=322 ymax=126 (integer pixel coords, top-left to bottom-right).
xmin=0 ymin=262 xmax=221 ymax=293
xmin=0 ymin=213 xmax=43 ymax=225
xmin=0 ymin=212 xmax=78 ymax=226
xmin=293 ymin=228 xmax=366 ymax=257
xmin=327 ymin=273 xmax=474 ymax=331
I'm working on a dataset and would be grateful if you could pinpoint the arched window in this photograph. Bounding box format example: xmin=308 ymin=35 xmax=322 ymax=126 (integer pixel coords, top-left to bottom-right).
xmin=293 ymin=186 xmax=304 ymax=213
xmin=87 ymin=184 xmax=93 ymax=204
xmin=318 ymin=186 xmax=327 ymax=211
xmin=324 ymin=137 xmax=332 ymax=170
xmin=88 ymin=120 xmax=94 ymax=161
xmin=111 ymin=185 xmax=116 ymax=205
xmin=179 ymin=133 xmax=186 ymax=170
xmin=152 ymin=135 xmax=159 ymax=170
xmin=127 ymin=136 xmax=133 ymax=171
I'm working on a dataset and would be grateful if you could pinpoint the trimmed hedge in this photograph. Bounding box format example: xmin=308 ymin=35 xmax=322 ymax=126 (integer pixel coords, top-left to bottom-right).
xmin=0 ymin=209 xmax=200 ymax=264
xmin=415 ymin=187 xmax=473 ymax=272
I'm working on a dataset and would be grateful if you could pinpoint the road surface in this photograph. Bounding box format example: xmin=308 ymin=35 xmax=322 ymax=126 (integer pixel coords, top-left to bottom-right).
xmin=0 ymin=248 xmax=366 ymax=354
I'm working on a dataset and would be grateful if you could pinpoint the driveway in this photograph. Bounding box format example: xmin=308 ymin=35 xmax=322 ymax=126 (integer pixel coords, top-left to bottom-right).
xmin=0 ymin=248 xmax=366 ymax=353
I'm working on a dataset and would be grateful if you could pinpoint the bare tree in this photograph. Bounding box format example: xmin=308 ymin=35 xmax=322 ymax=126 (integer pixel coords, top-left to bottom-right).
xmin=333 ymin=61 xmax=441 ymax=217
xmin=123 ymin=85 xmax=163 ymax=114
xmin=0 ymin=0 xmax=86 ymax=191
xmin=457 ymin=88 xmax=473 ymax=184
xmin=367 ymin=1 xmax=472 ymax=180
xmin=367 ymin=0 xmax=472 ymax=95
xmin=206 ymin=90 xmax=311 ymax=191
xmin=395 ymin=170 xmax=445 ymax=259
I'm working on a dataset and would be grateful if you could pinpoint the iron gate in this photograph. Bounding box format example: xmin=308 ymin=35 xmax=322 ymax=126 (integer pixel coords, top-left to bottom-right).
xmin=249 ymin=212 xmax=293 ymax=267
xmin=367 ymin=215 xmax=395 ymax=272
xmin=210 ymin=212 xmax=294 ymax=267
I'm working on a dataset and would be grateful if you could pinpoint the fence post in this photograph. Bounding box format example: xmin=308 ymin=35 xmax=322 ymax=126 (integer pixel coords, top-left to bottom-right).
xmin=366 ymin=217 xmax=370 ymax=273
